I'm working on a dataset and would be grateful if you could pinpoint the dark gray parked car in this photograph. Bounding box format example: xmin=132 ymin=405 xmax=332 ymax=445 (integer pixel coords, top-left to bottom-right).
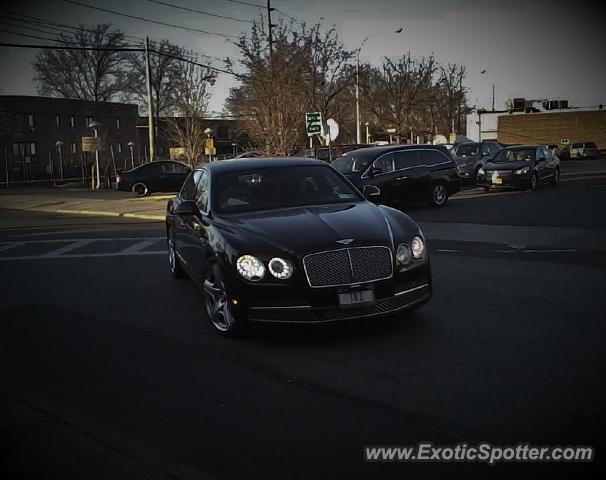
xmin=451 ymin=141 xmax=500 ymax=182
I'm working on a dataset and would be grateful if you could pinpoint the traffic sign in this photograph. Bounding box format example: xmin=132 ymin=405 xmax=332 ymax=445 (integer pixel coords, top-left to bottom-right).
xmin=81 ymin=136 xmax=102 ymax=152
xmin=306 ymin=112 xmax=323 ymax=136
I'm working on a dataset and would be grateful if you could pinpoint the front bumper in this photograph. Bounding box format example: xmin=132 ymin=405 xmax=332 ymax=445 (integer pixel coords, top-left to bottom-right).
xmin=227 ymin=262 xmax=432 ymax=324
xmin=477 ymin=171 xmax=530 ymax=189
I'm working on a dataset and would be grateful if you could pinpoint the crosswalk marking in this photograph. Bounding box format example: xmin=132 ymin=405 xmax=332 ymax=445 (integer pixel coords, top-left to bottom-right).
xmin=0 ymin=241 xmax=25 ymax=253
xmin=40 ymin=239 xmax=95 ymax=257
xmin=118 ymin=239 xmax=162 ymax=255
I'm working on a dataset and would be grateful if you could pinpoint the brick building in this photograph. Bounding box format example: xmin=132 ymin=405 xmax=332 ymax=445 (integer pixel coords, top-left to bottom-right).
xmin=498 ymin=109 xmax=606 ymax=149
xmin=0 ymin=96 xmax=138 ymax=182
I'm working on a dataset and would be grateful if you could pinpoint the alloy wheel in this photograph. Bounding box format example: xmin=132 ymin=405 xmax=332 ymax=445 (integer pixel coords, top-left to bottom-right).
xmin=432 ymin=184 xmax=446 ymax=206
xmin=203 ymin=265 xmax=233 ymax=332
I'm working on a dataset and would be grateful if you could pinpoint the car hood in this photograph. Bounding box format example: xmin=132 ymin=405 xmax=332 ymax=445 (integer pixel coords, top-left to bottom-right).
xmin=454 ymin=154 xmax=479 ymax=164
xmin=215 ymin=202 xmax=393 ymax=257
xmin=484 ymin=161 xmax=530 ymax=171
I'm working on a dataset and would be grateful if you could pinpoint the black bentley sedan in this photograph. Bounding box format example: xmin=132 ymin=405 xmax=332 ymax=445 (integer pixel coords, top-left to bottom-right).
xmin=331 ymin=145 xmax=460 ymax=208
xmin=166 ymin=158 xmax=432 ymax=336
xmin=477 ymin=145 xmax=560 ymax=191
xmin=116 ymin=160 xmax=191 ymax=196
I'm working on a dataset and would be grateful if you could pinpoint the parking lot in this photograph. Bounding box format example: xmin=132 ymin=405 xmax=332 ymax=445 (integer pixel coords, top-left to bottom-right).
xmin=1 ymin=165 xmax=605 ymax=479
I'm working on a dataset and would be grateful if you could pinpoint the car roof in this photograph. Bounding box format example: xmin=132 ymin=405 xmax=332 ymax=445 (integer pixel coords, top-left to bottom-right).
xmin=502 ymin=145 xmax=541 ymax=149
xmin=198 ymin=157 xmax=327 ymax=174
xmin=339 ymin=144 xmax=449 ymax=157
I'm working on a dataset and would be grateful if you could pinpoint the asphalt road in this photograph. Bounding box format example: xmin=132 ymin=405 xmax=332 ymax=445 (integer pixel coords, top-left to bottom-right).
xmin=1 ymin=174 xmax=605 ymax=479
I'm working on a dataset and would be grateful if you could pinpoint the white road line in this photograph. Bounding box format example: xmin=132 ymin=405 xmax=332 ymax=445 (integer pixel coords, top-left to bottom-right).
xmin=0 ymin=250 xmax=167 ymax=261
xmin=0 ymin=241 xmax=25 ymax=253
xmin=0 ymin=237 xmax=164 ymax=245
xmin=436 ymin=249 xmax=461 ymax=253
xmin=493 ymin=249 xmax=577 ymax=254
xmin=118 ymin=239 xmax=162 ymax=254
xmin=40 ymin=239 xmax=96 ymax=257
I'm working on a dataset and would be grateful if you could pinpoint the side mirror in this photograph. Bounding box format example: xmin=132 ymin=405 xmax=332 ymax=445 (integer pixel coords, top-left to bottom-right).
xmin=174 ymin=199 xmax=198 ymax=216
xmin=363 ymin=185 xmax=381 ymax=200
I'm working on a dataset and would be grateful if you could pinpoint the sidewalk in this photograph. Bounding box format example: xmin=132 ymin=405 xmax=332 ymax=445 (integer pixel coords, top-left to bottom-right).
xmin=0 ymin=188 xmax=169 ymax=221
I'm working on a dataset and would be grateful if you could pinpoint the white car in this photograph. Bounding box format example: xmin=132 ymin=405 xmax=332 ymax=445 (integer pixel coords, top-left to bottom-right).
xmin=569 ymin=142 xmax=599 ymax=159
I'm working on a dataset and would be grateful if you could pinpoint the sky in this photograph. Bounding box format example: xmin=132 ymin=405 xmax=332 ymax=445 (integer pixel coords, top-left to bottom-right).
xmin=0 ymin=0 xmax=604 ymax=114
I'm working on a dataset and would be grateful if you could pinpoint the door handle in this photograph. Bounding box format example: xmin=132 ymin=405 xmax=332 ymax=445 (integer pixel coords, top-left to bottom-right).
xmin=395 ymin=176 xmax=408 ymax=181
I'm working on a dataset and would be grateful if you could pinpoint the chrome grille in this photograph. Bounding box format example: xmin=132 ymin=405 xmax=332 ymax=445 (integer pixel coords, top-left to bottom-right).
xmin=303 ymin=246 xmax=393 ymax=288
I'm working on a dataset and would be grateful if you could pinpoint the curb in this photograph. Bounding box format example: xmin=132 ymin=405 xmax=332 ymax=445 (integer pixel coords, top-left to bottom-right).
xmin=8 ymin=206 xmax=165 ymax=222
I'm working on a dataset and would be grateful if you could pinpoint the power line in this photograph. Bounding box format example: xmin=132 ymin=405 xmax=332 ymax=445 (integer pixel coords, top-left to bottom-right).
xmin=0 ymin=28 xmax=80 ymax=44
xmin=0 ymin=11 xmax=145 ymax=43
xmin=143 ymin=0 xmax=253 ymax=24
xmin=60 ymin=0 xmax=239 ymax=38
xmin=0 ymin=41 xmax=241 ymax=78
xmin=0 ymin=20 xmax=65 ymax=38
xmin=224 ymin=0 xmax=264 ymax=8
xmin=0 ymin=41 xmax=143 ymax=52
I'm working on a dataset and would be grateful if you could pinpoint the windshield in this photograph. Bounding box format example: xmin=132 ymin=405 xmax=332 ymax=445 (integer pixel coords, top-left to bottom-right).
xmin=586 ymin=142 xmax=597 ymax=149
xmin=453 ymin=143 xmax=479 ymax=156
xmin=213 ymin=165 xmax=362 ymax=214
xmin=492 ymin=148 xmax=536 ymax=163
xmin=331 ymin=153 xmax=374 ymax=174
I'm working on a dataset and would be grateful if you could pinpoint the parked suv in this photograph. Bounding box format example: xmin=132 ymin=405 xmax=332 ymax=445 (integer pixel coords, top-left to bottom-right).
xmin=451 ymin=141 xmax=500 ymax=181
xmin=569 ymin=142 xmax=599 ymax=159
xmin=332 ymin=145 xmax=460 ymax=208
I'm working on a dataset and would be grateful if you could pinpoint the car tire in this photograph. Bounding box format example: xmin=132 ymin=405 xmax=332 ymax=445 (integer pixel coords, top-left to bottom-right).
xmin=167 ymin=229 xmax=186 ymax=279
xmin=132 ymin=182 xmax=148 ymax=197
xmin=529 ymin=172 xmax=538 ymax=191
xmin=551 ymin=167 xmax=560 ymax=186
xmin=427 ymin=182 xmax=448 ymax=208
xmin=202 ymin=262 xmax=246 ymax=337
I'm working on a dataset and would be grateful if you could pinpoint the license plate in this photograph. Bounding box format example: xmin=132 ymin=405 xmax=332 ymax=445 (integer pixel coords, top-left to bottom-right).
xmin=338 ymin=289 xmax=375 ymax=308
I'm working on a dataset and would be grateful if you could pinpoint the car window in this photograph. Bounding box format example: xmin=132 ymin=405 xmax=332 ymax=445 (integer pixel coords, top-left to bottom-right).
xmin=373 ymin=154 xmax=394 ymax=173
xmin=180 ymin=170 xmax=203 ymax=200
xmin=161 ymin=162 xmax=175 ymax=173
xmin=393 ymin=150 xmax=422 ymax=169
xmin=195 ymin=171 xmax=210 ymax=211
xmin=537 ymin=148 xmax=546 ymax=160
xmin=421 ymin=150 xmax=450 ymax=167
xmin=173 ymin=163 xmax=190 ymax=173
xmin=586 ymin=142 xmax=597 ymax=149
xmin=481 ymin=143 xmax=491 ymax=155
xmin=571 ymin=143 xmax=582 ymax=149
xmin=488 ymin=143 xmax=499 ymax=154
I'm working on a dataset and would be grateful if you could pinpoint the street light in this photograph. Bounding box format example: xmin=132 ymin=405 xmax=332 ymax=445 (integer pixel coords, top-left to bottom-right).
xmin=127 ymin=141 xmax=135 ymax=169
xmin=55 ymin=140 xmax=64 ymax=181
xmin=89 ymin=120 xmax=102 ymax=189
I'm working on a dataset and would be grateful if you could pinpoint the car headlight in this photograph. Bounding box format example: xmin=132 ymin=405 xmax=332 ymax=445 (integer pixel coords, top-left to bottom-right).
xmin=477 ymin=168 xmax=485 ymax=176
xmin=236 ymin=255 xmax=265 ymax=281
xmin=396 ymin=243 xmax=412 ymax=266
xmin=514 ymin=167 xmax=529 ymax=174
xmin=411 ymin=236 xmax=426 ymax=260
xmin=268 ymin=257 xmax=293 ymax=279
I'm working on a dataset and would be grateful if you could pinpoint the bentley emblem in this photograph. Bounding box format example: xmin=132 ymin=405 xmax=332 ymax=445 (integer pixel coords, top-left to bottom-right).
xmin=336 ymin=239 xmax=354 ymax=245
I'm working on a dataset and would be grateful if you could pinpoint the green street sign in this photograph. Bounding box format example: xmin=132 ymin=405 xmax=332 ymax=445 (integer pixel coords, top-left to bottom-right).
xmin=306 ymin=112 xmax=323 ymax=136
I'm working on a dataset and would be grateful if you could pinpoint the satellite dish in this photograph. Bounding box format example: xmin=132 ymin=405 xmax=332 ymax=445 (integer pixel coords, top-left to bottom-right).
xmin=325 ymin=118 xmax=339 ymax=142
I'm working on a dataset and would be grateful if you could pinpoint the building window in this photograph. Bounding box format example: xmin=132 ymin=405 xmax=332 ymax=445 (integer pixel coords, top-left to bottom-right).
xmin=115 ymin=117 xmax=121 ymax=130
xmin=69 ymin=115 xmax=75 ymax=128
xmin=12 ymin=142 xmax=36 ymax=156
xmin=117 ymin=142 xmax=122 ymax=153
xmin=71 ymin=142 xmax=77 ymax=154
xmin=27 ymin=114 xmax=34 ymax=128
xmin=85 ymin=116 xmax=93 ymax=127
xmin=54 ymin=114 xmax=60 ymax=127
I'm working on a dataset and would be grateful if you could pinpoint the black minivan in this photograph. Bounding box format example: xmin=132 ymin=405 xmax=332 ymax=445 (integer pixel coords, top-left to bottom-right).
xmin=331 ymin=145 xmax=460 ymax=207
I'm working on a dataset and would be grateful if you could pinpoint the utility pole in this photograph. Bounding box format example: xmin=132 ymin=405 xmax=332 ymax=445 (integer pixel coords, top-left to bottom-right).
xmin=492 ymin=84 xmax=495 ymax=111
xmin=267 ymin=0 xmax=274 ymax=55
xmin=145 ymin=36 xmax=155 ymax=162
xmin=356 ymin=60 xmax=361 ymax=144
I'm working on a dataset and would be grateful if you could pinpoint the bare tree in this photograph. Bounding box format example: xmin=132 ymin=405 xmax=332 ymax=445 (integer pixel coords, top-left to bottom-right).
xmin=361 ymin=54 xmax=437 ymax=142
xmin=127 ymin=39 xmax=185 ymax=121
xmin=226 ymin=19 xmax=356 ymax=154
xmin=33 ymin=24 xmax=132 ymax=102
xmin=165 ymin=62 xmax=217 ymax=168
